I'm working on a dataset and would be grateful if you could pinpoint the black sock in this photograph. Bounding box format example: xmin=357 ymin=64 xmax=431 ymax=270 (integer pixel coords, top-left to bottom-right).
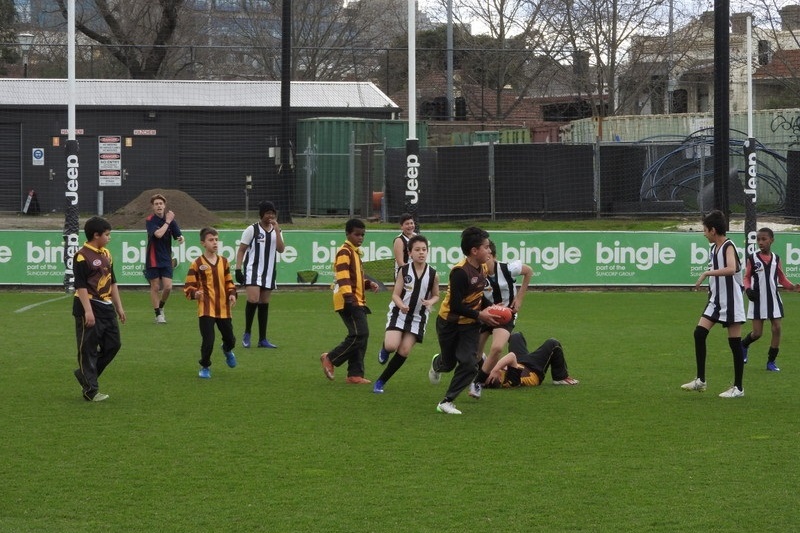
xmin=475 ymin=369 xmax=489 ymax=385
xmin=159 ymin=301 xmax=165 ymax=310
xmin=378 ymin=353 xmax=406 ymax=383
xmin=694 ymin=326 xmax=709 ymax=382
xmin=154 ymin=308 xmax=160 ymax=316
xmin=258 ymin=303 xmax=269 ymax=338
xmin=244 ymin=302 xmax=257 ymax=333
xmin=742 ymin=333 xmax=754 ymax=347
xmin=729 ymin=337 xmax=744 ymax=390
xmin=768 ymin=347 xmax=779 ymax=363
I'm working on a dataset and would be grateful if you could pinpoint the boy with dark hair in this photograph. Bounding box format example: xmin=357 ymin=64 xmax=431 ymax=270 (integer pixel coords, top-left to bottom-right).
xmin=144 ymin=193 xmax=184 ymax=324
xmin=393 ymin=212 xmax=417 ymax=277
xmin=235 ymin=200 xmax=285 ymax=349
xmin=184 ymin=227 xmax=238 ymax=379
xmin=374 ymin=234 xmax=439 ymax=393
xmin=485 ymin=332 xmax=579 ymax=388
xmin=320 ymin=218 xmax=379 ymax=384
xmin=429 ymin=226 xmax=500 ymax=414
xmin=682 ymin=209 xmax=747 ymax=398
xmin=73 ymin=216 xmax=126 ymax=402
xmin=742 ymin=227 xmax=800 ymax=371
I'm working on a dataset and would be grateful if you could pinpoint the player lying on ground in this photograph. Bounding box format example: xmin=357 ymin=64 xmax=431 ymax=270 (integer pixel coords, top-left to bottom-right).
xmin=485 ymin=332 xmax=579 ymax=388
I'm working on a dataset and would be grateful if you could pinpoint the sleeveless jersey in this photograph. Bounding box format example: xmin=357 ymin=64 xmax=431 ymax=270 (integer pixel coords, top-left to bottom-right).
xmin=702 ymin=239 xmax=745 ymax=324
xmin=239 ymin=222 xmax=279 ymax=289
xmin=394 ymin=233 xmax=413 ymax=276
xmin=747 ymin=251 xmax=785 ymax=320
xmin=484 ymin=259 xmax=523 ymax=306
xmin=386 ymin=263 xmax=437 ymax=338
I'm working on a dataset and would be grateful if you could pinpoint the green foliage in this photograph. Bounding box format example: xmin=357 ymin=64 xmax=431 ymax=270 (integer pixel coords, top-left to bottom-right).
xmin=2 ymin=289 xmax=799 ymax=531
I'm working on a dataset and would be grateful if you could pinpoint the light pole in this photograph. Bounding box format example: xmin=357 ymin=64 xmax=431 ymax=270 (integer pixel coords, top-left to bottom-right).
xmin=18 ymin=33 xmax=34 ymax=78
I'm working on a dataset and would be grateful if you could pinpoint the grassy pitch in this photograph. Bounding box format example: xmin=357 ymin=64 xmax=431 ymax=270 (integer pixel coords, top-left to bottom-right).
xmin=1 ymin=289 xmax=799 ymax=532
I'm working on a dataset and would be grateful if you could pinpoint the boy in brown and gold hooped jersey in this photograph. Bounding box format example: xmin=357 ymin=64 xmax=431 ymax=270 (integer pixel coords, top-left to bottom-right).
xmin=320 ymin=218 xmax=379 ymax=384
xmin=184 ymin=227 xmax=238 ymax=379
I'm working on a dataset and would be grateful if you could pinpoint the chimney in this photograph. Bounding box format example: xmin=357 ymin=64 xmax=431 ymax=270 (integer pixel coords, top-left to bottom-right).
xmin=781 ymin=5 xmax=800 ymax=31
xmin=700 ymin=11 xmax=715 ymax=30
xmin=731 ymin=12 xmax=751 ymax=35
xmin=574 ymin=50 xmax=590 ymax=76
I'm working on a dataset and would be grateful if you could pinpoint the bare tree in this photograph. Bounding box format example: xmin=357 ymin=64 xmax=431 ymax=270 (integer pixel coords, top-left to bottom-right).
xmin=539 ymin=0 xmax=675 ymax=116
xmin=54 ymin=0 xmax=184 ymax=79
xmin=0 ymin=0 xmax=18 ymax=75
xmin=207 ymin=0 xmax=410 ymax=82
xmin=443 ymin=0 xmax=557 ymax=119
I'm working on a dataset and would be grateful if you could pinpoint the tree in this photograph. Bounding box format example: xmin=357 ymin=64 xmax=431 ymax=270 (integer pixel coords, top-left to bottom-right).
xmin=202 ymin=0 xmax=412 ymax=82
xmin=54 ymin=0 xmax=184 ymax=79
xmin=538 ymin=0 xmax=680 ymax=117
xmin=0 ymin=0 xmax=19 ymax=76
xmin=427 ymin=0 xmax=565 ymax=119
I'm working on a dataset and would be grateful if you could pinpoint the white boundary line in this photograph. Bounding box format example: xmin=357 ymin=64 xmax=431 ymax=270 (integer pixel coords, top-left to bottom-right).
xmin=15 ymin=294 xmax=71 ymax=313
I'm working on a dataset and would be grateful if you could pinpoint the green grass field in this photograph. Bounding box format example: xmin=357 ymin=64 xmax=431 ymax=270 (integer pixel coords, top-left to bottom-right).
xmin=2 ymin=289 xmax=799 ymax=532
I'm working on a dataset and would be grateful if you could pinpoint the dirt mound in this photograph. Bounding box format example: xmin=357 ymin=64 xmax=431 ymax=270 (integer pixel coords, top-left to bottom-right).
xmin=106 ymin=189 xmax=221 ymax=230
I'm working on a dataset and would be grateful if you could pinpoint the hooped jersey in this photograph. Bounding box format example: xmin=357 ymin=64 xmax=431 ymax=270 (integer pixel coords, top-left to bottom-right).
xmin=184 ymin=255 xmax=236 ymax=318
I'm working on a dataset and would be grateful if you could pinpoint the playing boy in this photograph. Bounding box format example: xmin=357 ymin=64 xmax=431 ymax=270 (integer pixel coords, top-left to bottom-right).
xmin=742 ymin=227 xmax=799 ymax=371
xmin=72 ymin=216 xmax=126 ymax=402
xmin=468 ymin=239 xmax=533 ymax=400
xmin=235 ymin=200 xmax=285 ymax=349
xmin=184 ymin=228 xmax=238 ymax=379
xmin=393 ymin=212 xmax=417 ymax=277
xmin=374 ymin=234 xmax=440 ymax=393
xmin=320 ymin=219 xmax=379 ymax=384
xmin=682 ymin=209 xmax=746 ymax=398
xmin=485 ymin=332 xmax=579 ymax=389
xmin=144 ymin=193 xmax=184 ymax=324
xmin=429 ymin=226 xmax=500 ymax=414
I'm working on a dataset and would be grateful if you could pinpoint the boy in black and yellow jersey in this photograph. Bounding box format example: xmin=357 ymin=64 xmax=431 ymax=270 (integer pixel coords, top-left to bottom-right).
xmin=429 ymin=226 xmax=500 ymax=414
xmin=320 ymin=219 xmax=379 ymax=384
xmin=72 ymin=216 xmax=126 ymax=402
xmin=184 ymin=228 xmax=238 ymax=379
xmin=485 ymin=332 xmax=579 ymax=389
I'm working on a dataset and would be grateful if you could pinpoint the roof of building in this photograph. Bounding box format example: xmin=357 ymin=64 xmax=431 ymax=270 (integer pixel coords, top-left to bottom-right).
xmin=0 ymin=79 xmax=399 ymax=109
xmin=753 ymin=49 xmax=800 ymax=80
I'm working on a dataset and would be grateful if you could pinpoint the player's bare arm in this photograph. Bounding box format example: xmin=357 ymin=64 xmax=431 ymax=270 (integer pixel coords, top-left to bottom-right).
xmin=512 ymin=264 xmax=533 ymax=312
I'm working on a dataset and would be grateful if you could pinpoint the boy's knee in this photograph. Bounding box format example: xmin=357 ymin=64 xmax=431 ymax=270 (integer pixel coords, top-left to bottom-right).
xmin=694 ymin=326 xmax=709 ymax=342
xmin=508 ymin=332 xmax=527 ymax=353
xmin=544 ymin=338 xmax=561 ymax=350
